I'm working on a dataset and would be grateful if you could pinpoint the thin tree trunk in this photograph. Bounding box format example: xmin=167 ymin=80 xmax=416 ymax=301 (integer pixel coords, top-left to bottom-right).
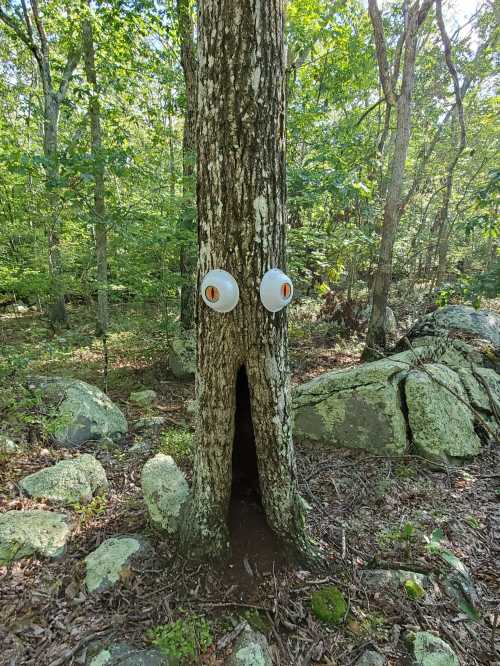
xmin=177 ymin=0 xmax=197 ymax=330
xmin=364 ymin=0 xmax=434 ymax=359
xmin=179 ymin=0 xmax=317 ymax=565
xmin=82 ymin=13 xmax=108 ymax=338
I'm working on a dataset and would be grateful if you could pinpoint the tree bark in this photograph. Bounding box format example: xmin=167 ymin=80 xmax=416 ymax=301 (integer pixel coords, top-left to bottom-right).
xmin=179 ymin=0 xmax=316 ymax=564
xmin=177 ymin=0 xmax=197 ymax=330
xmin=364 ymin=0 xmax=434 ymax=359
xmin=82 ymin=12 xmax=108 ymax=339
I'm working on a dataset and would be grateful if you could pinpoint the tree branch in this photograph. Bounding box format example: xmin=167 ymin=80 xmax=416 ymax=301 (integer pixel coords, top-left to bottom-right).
xmin=0 ymin=6 xmax=40 ymax=63
xmin=57 ymin=47 xmax=81 ymax=102
xmin=368 ymin=0 xmax=397 ymax=106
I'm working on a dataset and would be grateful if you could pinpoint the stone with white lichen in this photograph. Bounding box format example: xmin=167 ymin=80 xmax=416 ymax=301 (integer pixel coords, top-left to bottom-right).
xmin=84 ymin=535 xmax=152 ymax=593
xmin=141 ymin=454 xmax=190 ymax=534
xmin=0 ymin=510 xmax=72 ymax=565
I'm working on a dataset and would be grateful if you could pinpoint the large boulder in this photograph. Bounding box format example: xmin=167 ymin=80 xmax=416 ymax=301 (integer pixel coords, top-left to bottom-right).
xmin=293 ymin=358 xmax=408 ymax=455
xmin=84 ymin=535 xmax=152 ymax=593
xmin=405 ymin=364 xmax=481 ymax=461
xmin=404 ymin=305 xmax=500 ymax=348
xmin=226 ymin=626 xmax=272 ymax=666
xmin=27 ymin=376 xmax=128 ymax=447
xmin=0 ymin=510 xmax=72 ymax=565
xmin=168 ymin=332 xmax=196 ymax=379
xmin=141 ymin=454 xmax=190 ymax=533
xmin=86 ymin=642 xmax=168 ymax=666
xmin=20 ymin=454 xmax=108 ymax=506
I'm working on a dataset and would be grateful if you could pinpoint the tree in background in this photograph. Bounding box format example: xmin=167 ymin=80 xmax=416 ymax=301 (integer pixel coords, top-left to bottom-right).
xmin=0 ymin=0 xmax=80 ymax=326
xmin=179 ymin=0 xmax=317 ymax=563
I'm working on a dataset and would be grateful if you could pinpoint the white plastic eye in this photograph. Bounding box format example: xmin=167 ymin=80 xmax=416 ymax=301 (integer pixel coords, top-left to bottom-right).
xmin=260 ymin=269 xmax=293 ymax=312
xmin=201 ymin=269 xmax=240 ymax=313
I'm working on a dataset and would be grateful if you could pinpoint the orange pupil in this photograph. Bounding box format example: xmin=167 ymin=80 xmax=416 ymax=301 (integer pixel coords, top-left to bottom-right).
xmin=205 ymin=286 xmax=219 ymax=302
xmin=281 ymin=282 xmax=291 ymax=299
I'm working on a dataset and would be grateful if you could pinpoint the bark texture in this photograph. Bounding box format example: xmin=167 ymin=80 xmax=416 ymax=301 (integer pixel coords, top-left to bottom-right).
xmin=179 ymin=0 xmax=315 ymax=563
xmin=364 ymin=0 xmax=434 ymax=359
xmin=82 ymin=12 xmax=108 ymax=339
xmin=177 ymin=0 xmax=197 ymax=330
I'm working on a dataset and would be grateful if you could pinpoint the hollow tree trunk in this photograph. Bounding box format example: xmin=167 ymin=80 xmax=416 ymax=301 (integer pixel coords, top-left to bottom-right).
xmin=177 ymin=0 xmax=197 ymax=330
xmin=179 ymin=0 xmax=316 ymax=564
xmin=82 ymin=13 xmax=108 ymax=338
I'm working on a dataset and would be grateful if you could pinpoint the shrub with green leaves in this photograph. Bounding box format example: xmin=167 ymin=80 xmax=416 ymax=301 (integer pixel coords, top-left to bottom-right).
xmin=158 ymin=428 xmax=193 ymax=461
xmin=149 ymin=614 xmax=213 ymax=663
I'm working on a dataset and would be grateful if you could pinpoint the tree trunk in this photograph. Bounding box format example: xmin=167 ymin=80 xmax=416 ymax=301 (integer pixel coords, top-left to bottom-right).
xmin=179 ymin=0 xmax=316 ymax=564
xmin=82 ymin=14 xmax=108 ymax=338
xmin=44 ymin=91 xmax=67 ymax=326
xmin=177 ymin=0 xmax=197 ymax=330
xmin=364 ymin=0 xmax=432 ymax=359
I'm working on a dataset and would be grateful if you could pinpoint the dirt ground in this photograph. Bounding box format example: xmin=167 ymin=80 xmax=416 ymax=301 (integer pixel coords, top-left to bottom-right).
xmin=0 ymin=305 xmax=498 ymax=665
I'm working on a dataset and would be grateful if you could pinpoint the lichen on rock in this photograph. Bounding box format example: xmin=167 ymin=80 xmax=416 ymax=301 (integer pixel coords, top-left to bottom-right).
xmin=141 ymin=454 xmax=190 ymax=533
xmin=84 ymin=535 xmax=152 ymax=593
xmin=0 ymin=510 xmax=72 ymax=565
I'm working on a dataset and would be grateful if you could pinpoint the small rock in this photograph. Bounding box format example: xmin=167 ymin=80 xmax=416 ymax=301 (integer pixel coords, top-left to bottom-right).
xmin=86 ymin=641 xmax=167 ymax=666
xmin=356 ymin=650 xmax=386 ymax=666
xmin=409 ymin=631 xmax=459 ymax=665
xmin=84 ymin=535 xmax=152 ymax=593
xmin=226 ymin=625 xmax=272 ymax=666
xmin=128 ymin=440 xmax=152 ymax=455
xmin=141 ymin=454 xmax=190 ymax=533
xmin=168 ymin=332 xmax=196 ymax=379
xmin=20 ymin=454 xmax=108 ymax=506
xmin=0 ymin=510 xmax=72 ymax=565
xmin=134 ymin=416 xmax=167 ymax=432
xmin=0 ymin=435 xmax=20 ymax=455
xmin=362 ymin=570 xmax=432 ymax=596
xmin=129 ymin=390 xmax=157 ymax=407
xmin=27 ymin=376 xmax=127 ymax=448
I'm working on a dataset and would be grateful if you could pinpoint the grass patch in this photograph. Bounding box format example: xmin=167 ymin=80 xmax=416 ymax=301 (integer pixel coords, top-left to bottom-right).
xmin=149 ymin=614 xmax=213 ymax=664
xmin=158 ymin=427 xmax=193 ymax=461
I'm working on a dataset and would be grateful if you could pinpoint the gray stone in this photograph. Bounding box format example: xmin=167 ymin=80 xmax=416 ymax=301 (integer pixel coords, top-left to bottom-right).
xmin=129 ymin=390 xmax=157 ymax=407
xmin=361 ymin=569 xmax=431 ymax=593
xmin=84 ymin=535 xmax=152 ymax=593
xmin=226 ymin=626 xmax=272 ymax=666
xmin=20 ymin=454 xmax=108 ymax=506
xmin=405 ymin=305 xmax=500 ymax=348
xmin=128 ymin=440 xmax=152 ymax=455
xmin=405 ymin=364 xmax=481 ymax=460
xmin=86 ymin=642 xmax=168 ymax=666
xmin=134 ymin=416 xmax=167 ymax=432
xmin=458 ymin=365 xmax=500 ymax=415
xmin=141 ymin=454 xmax=190 ymax=533
xmin=409 ymin=631 xmax=459 ymax=666
xmin=168 ymin=332 xmax=196 ymax=379
xmin=356 ymin=650 xmax=386 ymax=666
xmin=0 ymin=510 xmax=71 ymax=565
xmin=27 ymin=376 xmax=127 ymax=448
xmin=293 ymin=358 xmax=409 ymax=455
xmin=0 ymin=435 xmax=20 ymax=455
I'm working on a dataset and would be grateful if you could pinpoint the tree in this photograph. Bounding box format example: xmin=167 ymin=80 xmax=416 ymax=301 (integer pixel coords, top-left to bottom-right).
xmin=179 ymin=0 xmax=317 ymax=563
xmin=177 ymin=0 xmax=197 ymax=330
xmin=363 ymin=0 xmax=434 ymax=359
xmin=0 ymin=0 xmax=80 ymax=325
xmin=82 ymin=7 xmax=108 ymax=343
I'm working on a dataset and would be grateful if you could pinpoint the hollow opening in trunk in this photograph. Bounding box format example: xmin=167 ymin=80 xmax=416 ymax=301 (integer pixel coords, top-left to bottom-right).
xmin=228 ymin=365 xmax=284 ymax=584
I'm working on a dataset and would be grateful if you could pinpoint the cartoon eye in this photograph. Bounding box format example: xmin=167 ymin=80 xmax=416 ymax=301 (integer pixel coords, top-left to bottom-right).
xmin=201 ymin=269 xmax=239 ymax=312
xmin=260 ymin=269 xmax=294 ymax=312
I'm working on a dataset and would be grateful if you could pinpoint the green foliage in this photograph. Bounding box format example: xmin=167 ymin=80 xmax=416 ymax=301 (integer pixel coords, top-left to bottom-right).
xmin=149 ymin=615 xmax=213 ymax=664
xmin=404 ymin=579 xmax=426 ymax=600
xmin=240 ymin=609 xmax=271 ymax=634
xmin=71 ymin=495 xmax=108 ymax=525
xmin=158 ymin=427 xmax=193 ymax=461
xmin=311 ymin=585 xmax=347 ymax=625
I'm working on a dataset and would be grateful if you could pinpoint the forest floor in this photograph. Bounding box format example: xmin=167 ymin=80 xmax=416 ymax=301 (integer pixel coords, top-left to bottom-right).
xmin=0 ymin=302 xmax=499 ymax=666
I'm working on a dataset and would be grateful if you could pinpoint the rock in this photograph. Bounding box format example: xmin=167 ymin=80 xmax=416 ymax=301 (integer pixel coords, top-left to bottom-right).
xmin=141 ymin=454 xmax=189 ymax=533
xmin=134 ymin=416 xmax=167 ymax=432
xmin=27 ymin=376 xmax=127 ymax=448
xmin=405 ymin=364 xmax=481 ymax=460
xmin=84 ymin=535 xmax=152 ymax=593
xmin=293 ymin=357 xmax=408 ymax=455
xmin=458 ymin=366 xmax=500 ymax=416
xmin=0 ymin=510 xmax=71 ymax=565
xmin=128 ymin=440 xmax=152 ymax=455
xmin=439 ymin=551 xmax=481 ymax=619
xmin=0 ymin=435 xmax=20 ymax=455
xmin=409 ymin=631 xmax=459 ymax=666
xmin=226 ymin=626 xmax=272 ymax=666
xmin=356 ymin=650 xmax=386 ymax=666
xmin=129 ymin=390 xmax=157 ymax=407
xmin=13 ymin=302 xmax=29 ymax=313
xmin=86 ymin=642 xmax=167 ymax=666
xmin=168 ymin=332 xmax=196 ymax=379
xmin=20 ymin=454 xmax=108 ymax=506
xmin=405 ymin=305 xmax=500 ymax=348
xmin=361 ymin=569 xmax=431 ymax=595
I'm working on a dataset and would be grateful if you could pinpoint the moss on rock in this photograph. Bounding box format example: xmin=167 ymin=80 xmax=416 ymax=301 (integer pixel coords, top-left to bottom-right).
xmin=311 ymin=585 xmax=347 ymax=625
